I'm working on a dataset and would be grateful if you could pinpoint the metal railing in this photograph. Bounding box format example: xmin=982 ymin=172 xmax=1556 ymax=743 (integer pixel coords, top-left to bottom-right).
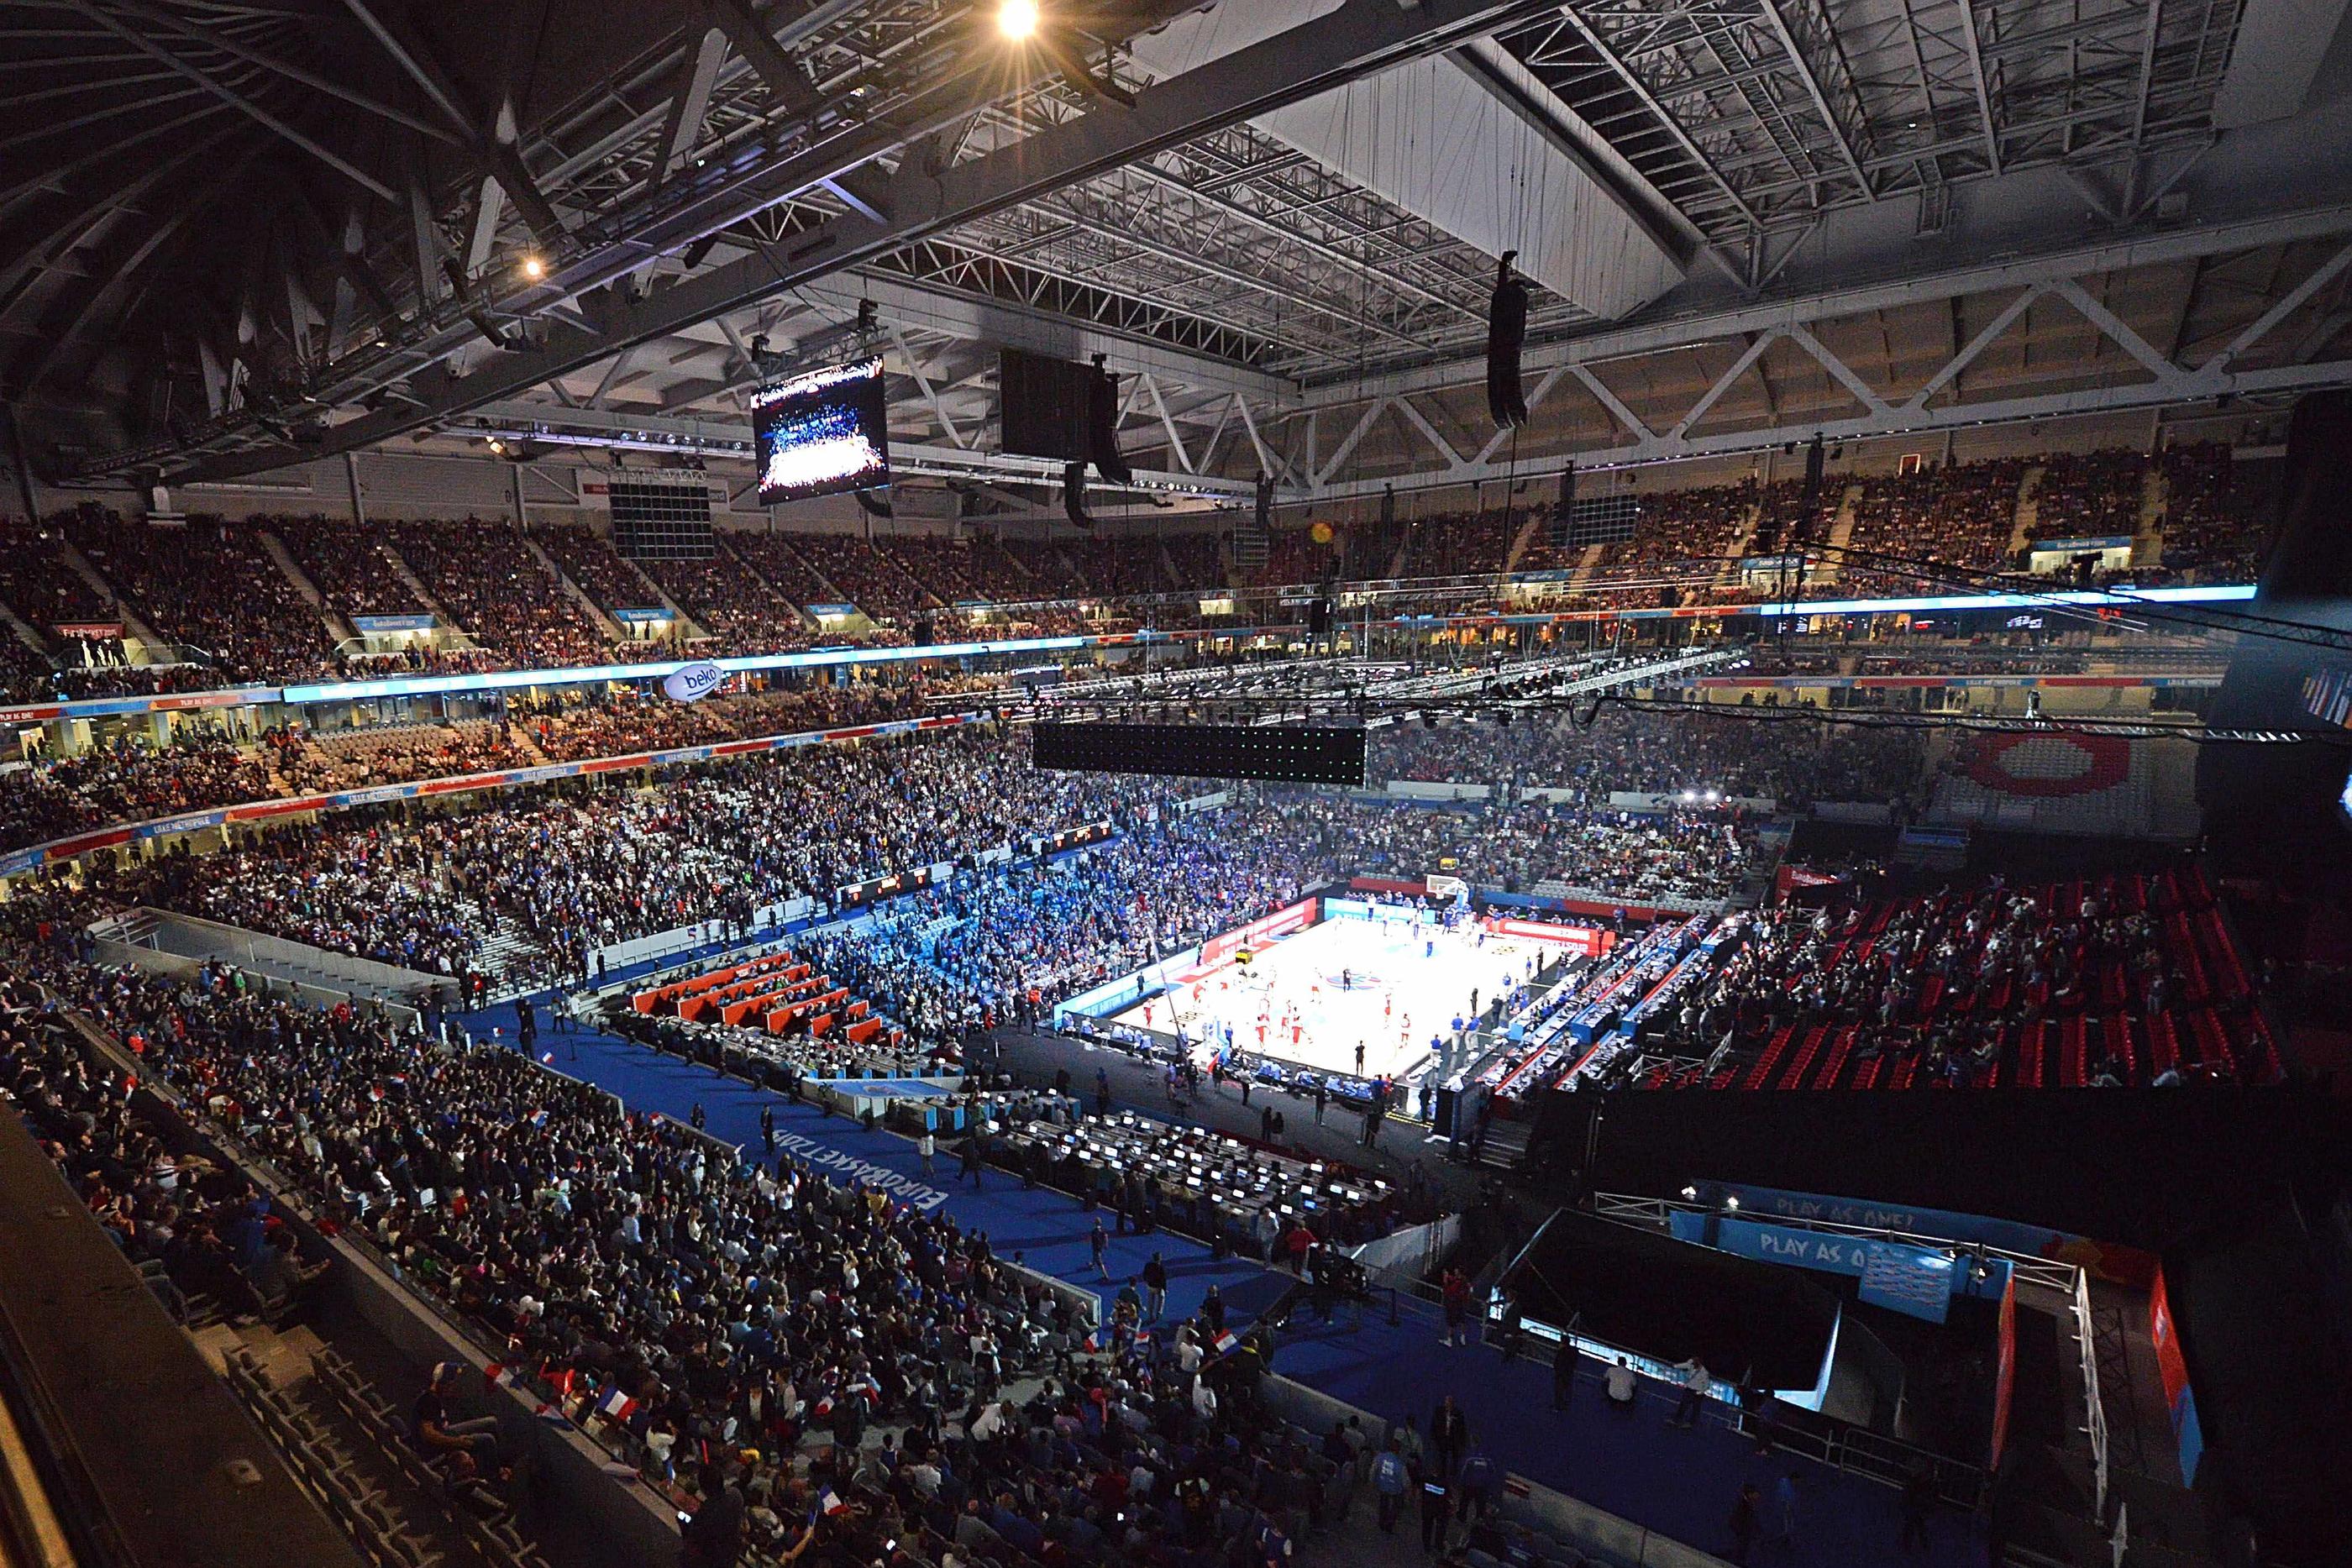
xmin=1593 ymin=1193 xmax=2109 ymax=1515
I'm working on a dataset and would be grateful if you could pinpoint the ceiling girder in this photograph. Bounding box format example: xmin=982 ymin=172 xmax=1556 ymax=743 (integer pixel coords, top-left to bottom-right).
xmin=118 ymin=0 xmax=1571 ymax=483
xmin=1303 ymin=233 xmax=2352 ymax=498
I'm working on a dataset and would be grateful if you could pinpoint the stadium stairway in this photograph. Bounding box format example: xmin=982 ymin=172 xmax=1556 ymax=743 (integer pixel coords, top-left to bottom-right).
xmin=213 ymin=1335 xmax=496 ymax=1568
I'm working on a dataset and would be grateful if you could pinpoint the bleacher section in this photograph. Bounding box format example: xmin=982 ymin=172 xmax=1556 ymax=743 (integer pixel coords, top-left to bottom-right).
xmin=533 ymin=523 xmax=665 ymax=620
xmin=638 ymin=545 xmax=807 ymax=649
xmin=384 ymin=520 xmax=612 ymax=666
xmin=273 ymin=719 xmax=536 ymax=793
xmin=80 ymin=514 xmax=337 ymax=683
xmin=1656 ymin=867 xmax=2283 ymax=1092
xmin=270 ymin=516 xmax=427 ymax=617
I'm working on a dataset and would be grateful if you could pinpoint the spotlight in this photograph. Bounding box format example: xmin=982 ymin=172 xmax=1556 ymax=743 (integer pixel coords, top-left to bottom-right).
xmin=487 ymin=437 xmax=507 ymax=454
xmin=1704 ymin=789 xmax=1720 ymax=803
xmin=1724 ymin=1195 xmax=1740 ymax=1212
xmin=995 ymin=0 xmax=1039 ymax=39
xmin=1681 ymin=1185 xmax=1699 ymax=1201
xmin=520 ymin=254 xmax=546 ymax=281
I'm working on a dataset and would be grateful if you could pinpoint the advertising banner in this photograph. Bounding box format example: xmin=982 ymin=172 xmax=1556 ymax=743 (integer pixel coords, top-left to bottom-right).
xmin=1028 ymin=821 xmax=1113 ymax=857
xmin=350 ymin=613 xmax=437 ymax=632
xmin=1669 ymin=1212 xmax=1995 ymax=1324
xmin=1701 ymin=1180 xmax=2155 ymax=1285
xmin=1199 ymin=898 xmax=1319 ymax=968
xmin=837 ymin=864 xmax=934 ymax=910
xmin=1478 ymin=916 xmax=1612 ymax=955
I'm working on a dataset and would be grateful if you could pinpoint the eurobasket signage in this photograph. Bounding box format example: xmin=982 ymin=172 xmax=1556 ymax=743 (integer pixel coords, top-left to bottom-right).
xmin=51 ymin=621 xmax=124 ymax=639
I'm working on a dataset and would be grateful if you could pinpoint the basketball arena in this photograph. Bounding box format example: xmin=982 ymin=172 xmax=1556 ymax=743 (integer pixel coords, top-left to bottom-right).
xmin=8 ymin=5 xmax=2352 ymax=1568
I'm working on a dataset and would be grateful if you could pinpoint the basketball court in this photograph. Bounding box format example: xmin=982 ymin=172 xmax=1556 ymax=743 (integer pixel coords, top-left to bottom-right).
xmin=1108 ymin=904 xmax=1547 ymax=1084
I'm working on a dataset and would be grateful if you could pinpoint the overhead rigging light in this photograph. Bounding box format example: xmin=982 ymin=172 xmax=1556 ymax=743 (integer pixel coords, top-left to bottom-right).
xmin=996 ymin=0 xmax=1039 ymax=40
xmin=519 ymin=254 xmax=547 ymax=281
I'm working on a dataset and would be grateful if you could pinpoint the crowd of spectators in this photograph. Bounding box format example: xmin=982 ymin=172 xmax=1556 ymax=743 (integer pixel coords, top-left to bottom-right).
xmin=270 ymin=516 xmax=425 ymax=616
xmin=782 ymin=532 xmax=940 ymax=622
xmin=534 ymin=525 xmax=668 ymax=619
xmin=0 ymin=734 xmax=274 ymax=852
xmin=77 ymin=515 xmax=337 ymax=685
xmin=1065 ymin=538 xmax=1175 ymax=598
xmin=1395 ymin=509 xmax=1525 ymax=578
xmin=997 ymin=538 xmax=1089 ymax=598
xmin=128 ymin=729 xmax=1179 ymax=983
xmin=7 ymin=938 xmax=1342 ymax=1568
xmin=1840 ymin=459 xmax=2026 ymax=580
xmin=0 ymin=511 xmax=118 ymax=631
xmin=1641 ymin=868 xmax=2280 ymax=1088
xmin=384 ymin=521 xmax=612 ymax=668
xmin=3 ymin=967 xmax=329 ymax=1329
xmin=272 ymin=720 xmax=537 ymax=794
xmin=1368 ymin=706 xmax=1926 ymax=813
xmin=638 ymin=548 xmax=807 ymax=652
xmin=55 ymin=715 xmax=1777 ymax=990
xmin=1520 ymin=484 xmax=1754 ymax=574
xmin=2029 ymin=448 xmax=2149 ymax=543
xmin=2158 ymin=442 xmax=2273 ymax=580
xmin=722 ymin=533 xmax=838 ymax=611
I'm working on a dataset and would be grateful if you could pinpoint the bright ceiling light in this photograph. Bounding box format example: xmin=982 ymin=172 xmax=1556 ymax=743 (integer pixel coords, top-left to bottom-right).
xmin=520 ymin=254 xmax=546 ymax=281
xmin=996 ymin=0 xmax=1039 ymax=40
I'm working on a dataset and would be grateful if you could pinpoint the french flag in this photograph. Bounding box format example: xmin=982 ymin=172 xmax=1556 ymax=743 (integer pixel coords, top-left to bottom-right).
xmin=532 ymin=1403 xmax=572 ymax=1429
xmin=1214 ymin=1330 xmax=1240 ymax=1356
xmin=484 ymin=1363 xmax=515 ymax=1392
xmin=596 ymin=1385 xmax=639 ymax=1424
xmin=819 ymin=1488 xmax=848 ymax=1516
xmin=1081 ymin=1329 xmax=1101 ymax=1353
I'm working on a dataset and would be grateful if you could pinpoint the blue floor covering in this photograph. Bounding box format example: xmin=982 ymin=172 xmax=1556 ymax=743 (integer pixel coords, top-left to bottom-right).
xmin=475 ymin=1007 xmax=1981 ymax=1568
xmin=1274 ymin=1295 xmax=1987 ymax=1568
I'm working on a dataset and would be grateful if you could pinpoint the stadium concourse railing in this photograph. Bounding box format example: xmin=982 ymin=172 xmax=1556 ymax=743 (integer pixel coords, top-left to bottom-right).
xmin=0 ymin=708 xmax=999 ymax=878
xmin=1589 ymin=1192 xmax=2112 ymax=1518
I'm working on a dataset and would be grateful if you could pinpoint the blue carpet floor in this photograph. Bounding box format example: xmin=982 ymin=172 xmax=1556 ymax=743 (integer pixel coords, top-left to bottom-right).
xmin=1273 ymin=1295 xmax=1986 ymax=1568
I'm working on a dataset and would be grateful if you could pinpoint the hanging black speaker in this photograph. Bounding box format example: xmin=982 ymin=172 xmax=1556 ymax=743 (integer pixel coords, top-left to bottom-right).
xmin=1799 ymin=434 xmax=1825 ymax=533
xmin=1086 ymin=357 xmax=1132 ymax=485
xmin=1256 ymin=476 xmax=1274 ymax=531
xmin=1557 ymin=461 xmax=1577 ymax=520
xmin=1063 ymin=461 xmax=1095 ymax=530
xmin=1380 ymin=485 xmax=1396 ymax=528
xmin=854 ymin=489 xmax=893 ymax=518
xmin=1486 ymin=250 xmax=1530 ymax=431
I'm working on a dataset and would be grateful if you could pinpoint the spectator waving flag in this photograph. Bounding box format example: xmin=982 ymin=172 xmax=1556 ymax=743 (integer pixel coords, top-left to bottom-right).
xmin=1214 ymin=1329 xmax=1240 ymax=1356
xmin=818 ymin=1488 xmax=848 ymax=1516
xmin=596 ymin=1384 xmax=639 ymax=1423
